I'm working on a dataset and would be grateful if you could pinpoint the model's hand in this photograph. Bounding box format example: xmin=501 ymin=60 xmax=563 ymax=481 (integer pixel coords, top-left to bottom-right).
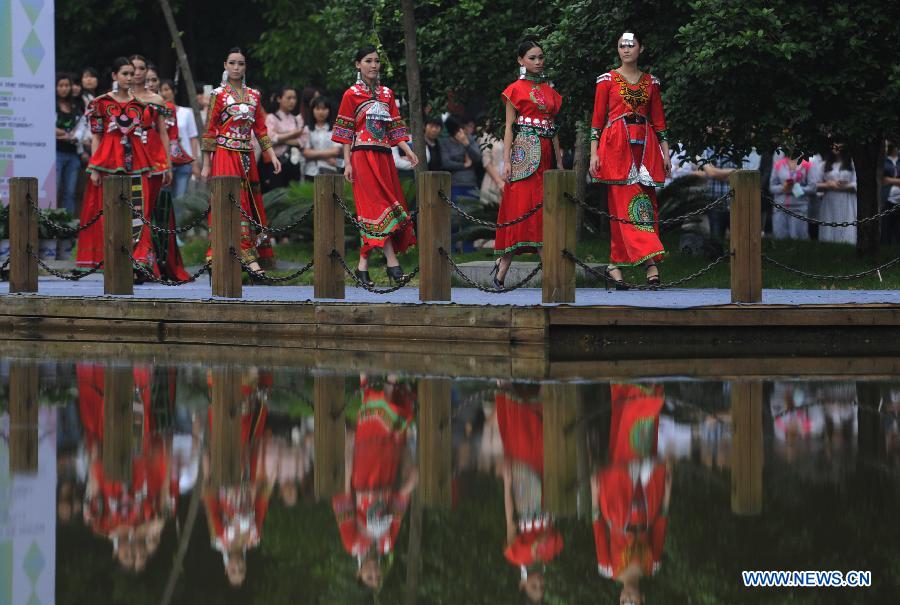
xmin=163 ymin=169 xmax=173 ymax=186
xmin=663 ymin=154 xmax=672 ymax=175
xmin=406 ymin=151 xmax=419 ymax=168
xmin=272 ymin=156 xmax=282 ymax=175
xmin=192 ymin=163 xmax=202 ymax=179
xmin=201 ymin=164 xmax=211 ymax=182
xmin=463 ymin=154 xmax=472 ymax=168
xmin=503 ymin=162 xmax=511 ymax=183
xmin=344 ymin=163 xmax=354 ymax=183
xmin=589 ymin=153 xmax=600 ymax=177
xmin=90 ymin=171 xmax=101 ymax=186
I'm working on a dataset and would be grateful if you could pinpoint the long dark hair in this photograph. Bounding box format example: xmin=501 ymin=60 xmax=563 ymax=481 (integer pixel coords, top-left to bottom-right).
xmin=517 ymin=40 xmax=541 ymax=58
xmin=309 ymin=96 xmax=333 ymax=128
xmin=271 ymin=84 xmax=296 ymax=113
xmin=355 ymin=45 xmax=377 ymax=62
xmin=824 ymin=145 xmax=852 ymax=173
xmin=299 ymin=86 xmax=322 ymax=126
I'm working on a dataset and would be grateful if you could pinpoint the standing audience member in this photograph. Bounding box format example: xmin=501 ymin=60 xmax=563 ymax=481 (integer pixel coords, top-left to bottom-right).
xmin=55 ymin=73 xmax=83 ymax=215
xmin=479 ymin=122 xmax=505 ymax=205
xmin=80 ymin=67 xmax=100 ymax=104
xmin=196 ymin=85 xmax=211 ymax=128
xmin=816 ymin=143 xmax=857 ymax=245
xmin=159 ymin=80 xmax=199 ymax=200
xmin=298 ymin=86 xmax=323 ymax=133
xmin=882 ymin=141 xmax=900 ymax=245
xmin=424 ymin=116 xmax=443 ymax=171
xmin=701 ymin=149 xmax=737 ymax=242
xmin=303 ymin=96 xmax=342 ymax=177
xmin=769 ymin=149 xmax=816 ymax=240
xmin=440 ymin=116 xmax=482 ymax=202
xmin=263 ymin=85 xmax=307 ymax=191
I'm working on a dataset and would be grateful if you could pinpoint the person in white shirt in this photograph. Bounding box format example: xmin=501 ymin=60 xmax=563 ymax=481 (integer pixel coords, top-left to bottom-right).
xmin=160 ymin=80 xmax=200 ymax=200
xmin=303 ymin=96 xmax=343 ymax=177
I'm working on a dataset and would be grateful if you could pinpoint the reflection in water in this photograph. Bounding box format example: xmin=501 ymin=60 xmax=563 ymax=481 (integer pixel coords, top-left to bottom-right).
xmin=1 ymin=358 xmax=899 ymax=603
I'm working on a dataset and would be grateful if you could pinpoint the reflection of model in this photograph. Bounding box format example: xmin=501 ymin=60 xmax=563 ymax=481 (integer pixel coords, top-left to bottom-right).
xmin=333 ymin=375 xmax=418 ymax=592
xmin=496 ymin=385 xmax=563 ymax=603
xmin=592 ymin=383 xmax=671 ymax=605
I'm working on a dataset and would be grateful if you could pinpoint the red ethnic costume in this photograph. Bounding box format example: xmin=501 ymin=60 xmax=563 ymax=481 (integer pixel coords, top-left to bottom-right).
xmin=333 ymin=377 xmax=416 ymax=564
xmin=332 ymin=78 xmax=415 ymax=257
xmin=591 ymin=71 xmax=668 ymax=266
xmin=202 ymin=83 xmax=275 ymax=266
xmin=496 ymin=76 xmax=563 ymax=256
xmin=496 ymin=386 xmax=564 ymax=576
xmin=76 ymin=94 xmax=160 ymax=270
xmin=593 ymin=383 xmax=670 ymax=580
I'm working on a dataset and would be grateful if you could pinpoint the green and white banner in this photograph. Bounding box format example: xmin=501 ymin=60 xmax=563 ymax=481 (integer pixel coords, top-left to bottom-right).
xmin=0 ymin=0 xmax=56 ymax=207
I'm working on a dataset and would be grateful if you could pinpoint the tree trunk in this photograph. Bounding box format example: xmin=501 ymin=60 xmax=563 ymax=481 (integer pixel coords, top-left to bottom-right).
xmin=572 ymin=114 xmax=590 ymax=242
xmin=400 ymin=0 xmax=426 ymax=174
xmin=850 ymin=137 xmax=883 ymax=257
xmin=158 ymin=0 xmax=204 ymax=135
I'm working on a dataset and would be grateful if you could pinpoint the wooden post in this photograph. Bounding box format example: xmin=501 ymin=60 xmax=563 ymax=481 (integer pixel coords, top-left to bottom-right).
xmin=210 ymin=176 xmax=242 ymax=298
xmin=729 ymin=170 xmax=762 ymax=303
xmin=418 ymin=171 xmax=452 ymax=301
xmin=8 ymin=177 xmax=39 ymax=293
xmin=542 ymin=170 xmax=578 ymax=303
xmin=418 ymin=378 xmax=451 ymax=507
xmin=730 ymin=381 xmax=763 ymax=515
xmin=101 ymin=175 xmax=133 ymax=295
xmin=314 ymin=374 xmax=346 ymax=500
xmin=542 ymin=382 xmax=579 ymax=516
xmin=102 ymin=366 xmax=134 ymax=483
xmin=9 ymin=362 xmax=39 ymax=474
xmin=314 ymin=174 xmax=346 ymax=299
xmin=209 ymin=366 xmax=243 ymax=489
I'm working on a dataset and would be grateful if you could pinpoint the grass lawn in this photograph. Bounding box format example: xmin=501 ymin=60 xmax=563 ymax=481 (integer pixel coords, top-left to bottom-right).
xmin=179 ymin=232 xmax=900 ymax=289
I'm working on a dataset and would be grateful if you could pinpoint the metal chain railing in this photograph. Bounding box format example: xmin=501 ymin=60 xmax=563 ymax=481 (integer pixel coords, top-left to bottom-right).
xmin=440 ymin=247 xmax=542 ymax=293
xmin=28 ymin=246 xmax=103 ymax=280
xmin=562 ymin=249 xmax=731 ymax=290
xmin=229 ymin=247 xmax=314 ymax=283
xmin=330 ymin=249 xmax=418 ymax=293
xmin=128 ymin=251 xmax=212 ymax=286
xmin=565 ymin=190 xmax=733 ymax=226
xmin=437 ymin=189 xmax=542 ymax=229
xmin=767 ymin=196 xmax=900 ymax=228
xmin=29 ymin=193 xmax=103 ymax=236
xmin=333 ymin=193 xmax=417 ymax=238
xmin=122 ymin=193 xmax=211 ymax=235
xmin=762 ymin=253 xmax=900 ymax=281
xmin=228 ymin=193 xmax=313 ymax=236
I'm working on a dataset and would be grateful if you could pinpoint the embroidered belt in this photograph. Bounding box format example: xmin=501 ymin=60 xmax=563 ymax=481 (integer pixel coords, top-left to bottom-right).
xmin=624 ymin=114 xmax=647 ymax=125
xmin=513 ymin=122 xmax=556 ymax=138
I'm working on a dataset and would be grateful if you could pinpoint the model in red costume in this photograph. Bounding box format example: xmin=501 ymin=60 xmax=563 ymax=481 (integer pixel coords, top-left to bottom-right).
xmin=140 ymin=64 xmax=190 ymax=281
xmin=75 ymin=58 xmax=157 ymax=270
xmin=496 ymin=384 xmax=563 ymax=603
xmin=203 ymin=368 xmax=273 ymax=587
xmin=201 ymin=47 xmax=281 ymax=273
xmin=332 ymin=374 xmax=418 ymax=592
xmin=590 ymin=32 xmax=672 ymax=288
xmin=493 ymin=41 xmax=563 ymax=288
xmin=333 ymin=45 xmax=418 ymax=287
xmin=77 ymin=363 xmax=180 ymax=572
xmin=592 ymin=383 xmax=672 ymax=605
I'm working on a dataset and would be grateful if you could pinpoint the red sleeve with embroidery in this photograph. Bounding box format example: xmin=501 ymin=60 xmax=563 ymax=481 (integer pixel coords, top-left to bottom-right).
xmin=500 ymin=81 xmax=521 ymax=112
xmin=648 ymin=78 xmax=668 ymax=142
xmin=386 ymin=89 xmax=409 ymax=146
xmin=166 ymin=101 xmax=179 ymax=141
xmin=201 ymin=92 xmax=220 ymax=152
xmin=332 ymin=88 xmax=356 ymax=145
xmin=252 ymin=92 xmax=272 ymax=152
xmin=88 ymin=98 xmax=105 ymax=134
xmin=590 ymin=76 xmax=611 ymax=141
xmin=332 ymin=493 xmax=358 ymax=554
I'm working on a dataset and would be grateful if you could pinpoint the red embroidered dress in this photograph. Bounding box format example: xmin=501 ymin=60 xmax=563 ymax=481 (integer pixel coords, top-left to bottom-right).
xmin=332 ymin=378 xmax=415 ymax=559
xmin=496 ymin=389 xmax=564 ymax=570
xmin=76 ymin=94 xmax=157 ymax=269
xmin=332 ymin=81 xmax=415 ymax=257
xmin=591 ymin=71 xmax=668 ymax=266
xmin=496 ymin=77 xmax=563 ymax=256
xmin=593 ymin=383 xmax=668 ymax=579
xmin=201 ymin=83 xmax=275 ymax=265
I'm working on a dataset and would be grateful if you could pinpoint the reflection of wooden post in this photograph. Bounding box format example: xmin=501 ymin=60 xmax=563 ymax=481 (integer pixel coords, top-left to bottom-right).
xmin=102 ymin=175 xmax=134 ymax=295
xmin=729 ymin=170 xmax=762 ymax=303
xmin=731 ymin=381 xmax=763 ymax=515
xmin=9 ymin=362 xmax=39 ymax=474
xmin=418 ymin=378 xmax=451 ymax=508
xmin=210 ymin=176 xmax=243 ymax=298
xmin=103 ymin=366 xmax=134 ymax=482
xmin=8 ymin=177 xmax=39 ymax=293
xmin=210 ymin=366 xmax=242 ymax=489
xmin=542 ymin=382 xmax=579 ymax=516
xmin=314 ymin=375 xmax=346 ymax=500
xmin=418 ymin=171 xmax=452 ymax=302
xmin=542 ymin=170 xmax=578 ymax=303
xmin=314 ymin=174 xmax=346 ymax=299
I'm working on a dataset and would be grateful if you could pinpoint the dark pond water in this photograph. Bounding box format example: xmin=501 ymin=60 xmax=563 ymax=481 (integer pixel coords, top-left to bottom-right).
xmin=1 ymin=357 xmax=898 ymax=604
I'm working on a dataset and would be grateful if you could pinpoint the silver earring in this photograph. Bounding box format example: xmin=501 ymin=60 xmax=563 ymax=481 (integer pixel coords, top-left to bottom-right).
xmin=221 ymin=70 xmax=228 ymax=85
xmin=356 ymin=70 xmax=363 ymax=83
xmin=242 ymin=73 xmax=246 ymax=88
xmin=519 ymin=65 xmax=527 ymax=78
xmin=112 ymin=81 xmax=119 ymax=93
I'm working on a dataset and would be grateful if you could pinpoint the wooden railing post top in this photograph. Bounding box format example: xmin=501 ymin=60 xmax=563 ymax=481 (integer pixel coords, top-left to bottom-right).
xmin=728 ymin=169 xmax=761 ymax=183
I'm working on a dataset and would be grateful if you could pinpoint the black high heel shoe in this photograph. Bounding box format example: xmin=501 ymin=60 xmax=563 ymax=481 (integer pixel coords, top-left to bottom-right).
xmin=604 ymin=265 xmax=628 ymax=291
xmin=489 ymin=260 xmax=505 ymax=289
xmin=645 ymin=263 xmax=660 ymax=287
xmin=385 ymin=265 xmax=405 ymax=286
xmin=354 ymin=269 xmax=375 ymax=288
